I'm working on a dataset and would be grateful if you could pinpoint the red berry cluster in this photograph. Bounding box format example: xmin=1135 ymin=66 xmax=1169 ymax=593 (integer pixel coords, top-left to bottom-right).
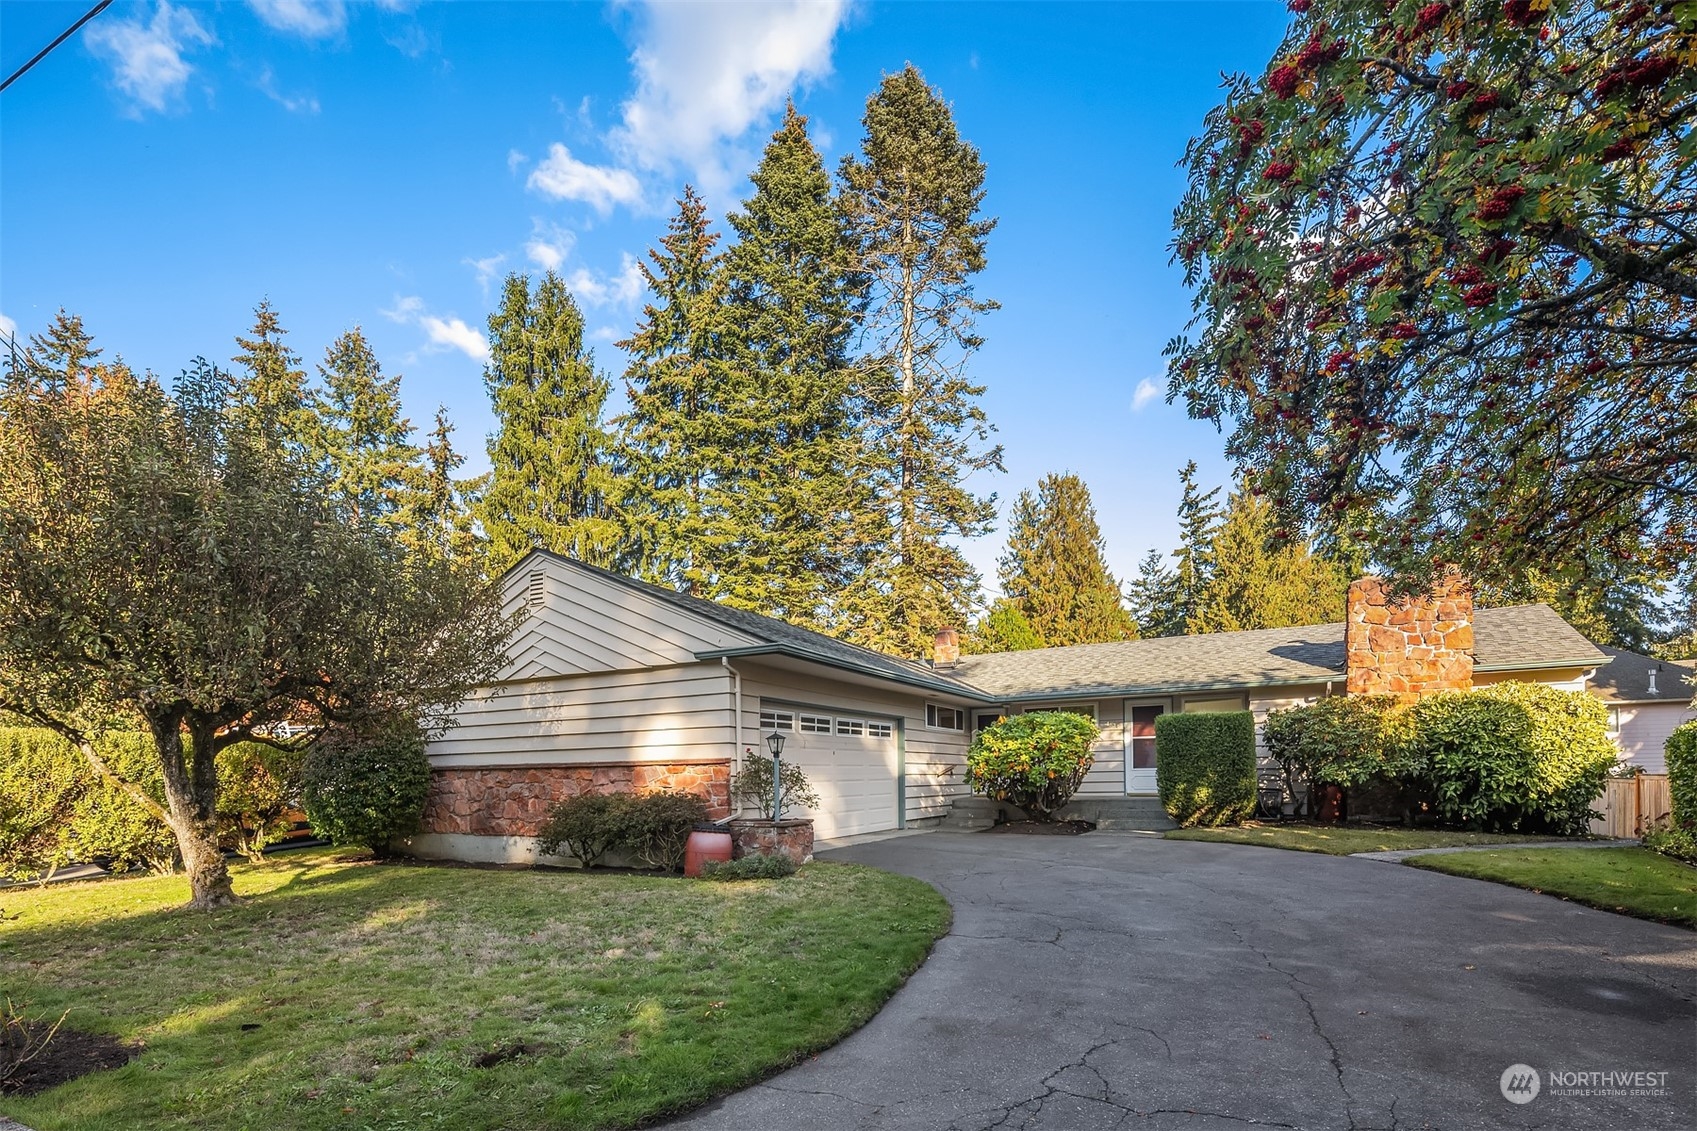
xmin=1413 ymin=2 xmax=1448 ymax=35
xmin=1331 ymin=251 xmax=1386 ymax=286
xmin=1595 ymin=53 xmax=1678 ymax=100
xmin=1237 ymin=118 xmax=1266 ymax=156
xmin=1501 ymin=0 xmax=1542 ymax=28
xmin=1288 ymin=0 xmax=1311 ymax=11
xmin=1269 ymin=63 xmax=1303 ymax=99
xmin=1474 ymin=183 xmax=1526 ymax=222
xmin=1295 ymin=32 xmax=1347 ymax=70
xmin=1447 ymin=264 xmax=1485 ymax=286
xmin=1445 ymin=80 xmax=1473 ymax=100
xmin=1264 ymin=160 xmax=1297 ymax=181
xmin=1600 ymin=138 xmax=1636 ymax=161
xmin=1462 ymin=282 xmax=1500 ymax=308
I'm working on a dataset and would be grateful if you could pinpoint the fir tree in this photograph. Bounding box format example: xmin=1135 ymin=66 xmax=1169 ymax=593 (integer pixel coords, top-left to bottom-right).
xmin=477 ymin=272 xmax=619 ymax=574
xmin=14 ymin=309 xmax=100 ymax=394
xmin=1172 ymin=461 xmax=1222 ymax=631
xmin=718 ymin=104 xmax=871 ymax=629
xmin=310 ymin=328 xmax=421 ymax=525
xmin=1188 ymin=487 xmax=1349 ymax=633
xmin=997 ymin=472 xmax=1136 ymax=646
xmin=616 ymin=186 xmax=734 ymax=595
xmin=230 ymin=301 xmax=313 ymax=452
xmin=1126 ymin=549 xmax=1182 ymax=639
xmin=967 ymin=599 xmax=1045 ymax=654
xmin=838 ymin=64 xmax=1003 ymax=658
xmin=412 ymin=406 xmax=479 ymax=562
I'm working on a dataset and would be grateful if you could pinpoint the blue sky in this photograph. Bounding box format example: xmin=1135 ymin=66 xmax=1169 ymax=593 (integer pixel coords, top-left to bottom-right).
xmin=1 ymin=0 xmax=1291 ymax=597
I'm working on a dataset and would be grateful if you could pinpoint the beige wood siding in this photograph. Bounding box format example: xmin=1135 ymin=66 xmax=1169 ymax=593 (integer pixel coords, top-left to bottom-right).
xmin=498 ymin=554 xmax=758 ymax=680
xmin=428 ymin=664 xmax=736 ymax=768
xmin=733 ymin=661 xmax=972 ymax=826
xmin=1249 ymin=686 xmax=1328 ymax=770
xmin=1473 ymin=667 xmax=1591 ymax=691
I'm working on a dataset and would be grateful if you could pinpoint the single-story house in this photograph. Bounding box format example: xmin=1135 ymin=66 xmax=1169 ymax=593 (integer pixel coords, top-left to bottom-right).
xmin=402 ymin=550 xmax=1609 ymax=863
xmin=1588 ymin=646 xmax=1696 ymax=774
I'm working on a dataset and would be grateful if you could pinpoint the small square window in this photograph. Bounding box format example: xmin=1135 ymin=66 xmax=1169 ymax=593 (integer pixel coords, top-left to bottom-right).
xmin=758 ymin=709 xmax=793 ymax=731
xmin=927 ymin=704 xmax=965 ymax=731
xmin=800 ymin=713 xmax=832 ymax=734
xmin=837 ymin=718 xmax=866 ymax=736
xmin=866 ymin=721 xmax=893 ymax=739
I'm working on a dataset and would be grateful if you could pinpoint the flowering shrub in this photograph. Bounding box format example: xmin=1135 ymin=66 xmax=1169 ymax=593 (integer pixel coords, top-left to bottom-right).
xmin=966 ymin=711 xmax=1098 ymax=821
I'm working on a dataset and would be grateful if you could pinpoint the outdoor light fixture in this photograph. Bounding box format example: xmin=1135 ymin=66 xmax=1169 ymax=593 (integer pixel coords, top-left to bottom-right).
xmin=765 ymin=730 xmax=786 ymax=823
xmin=765 ymin=730 xmax=786 ymax=758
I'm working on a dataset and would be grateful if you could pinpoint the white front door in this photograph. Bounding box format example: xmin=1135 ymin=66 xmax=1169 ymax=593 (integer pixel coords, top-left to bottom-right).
xmin=1125 ymin=700 xmax=1168 ymax=793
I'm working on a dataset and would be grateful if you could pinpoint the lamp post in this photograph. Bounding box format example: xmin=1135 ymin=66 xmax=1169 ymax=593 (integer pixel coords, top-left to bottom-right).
xmin=765 ymin=729 xmax=786 ymax=825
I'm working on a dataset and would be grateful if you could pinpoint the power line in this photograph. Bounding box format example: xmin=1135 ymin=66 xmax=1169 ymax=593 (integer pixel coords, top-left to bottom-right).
xmin=1 ymin=0 xmax=112 ymax=94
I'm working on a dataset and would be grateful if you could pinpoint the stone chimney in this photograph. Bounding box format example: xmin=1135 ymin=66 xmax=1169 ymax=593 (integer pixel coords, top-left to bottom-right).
xmin=933 ymin=627 xmax=961 ymax=668
xmin=1344 ymin=575 xmax=1473 ymax=700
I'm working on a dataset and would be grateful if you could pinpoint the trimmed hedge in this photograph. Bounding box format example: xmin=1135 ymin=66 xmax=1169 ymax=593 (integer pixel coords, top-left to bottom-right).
xmin=1667 ymin=720 xmax=1697 ymax=832
xmin=966 ymin=711 xmax=1099 ymax=820
xmin=1260 ymin=695 xmax=1415 ymax=792
xmin=534 ymin=790 xmax=711 ymax=872
xmin=1155 ymin=711 xmax=1257 ymax=828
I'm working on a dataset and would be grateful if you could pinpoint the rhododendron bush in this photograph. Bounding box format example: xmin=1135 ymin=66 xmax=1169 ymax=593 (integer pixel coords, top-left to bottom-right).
xmin=1168 ymin=0 xmax=1695 ymax=588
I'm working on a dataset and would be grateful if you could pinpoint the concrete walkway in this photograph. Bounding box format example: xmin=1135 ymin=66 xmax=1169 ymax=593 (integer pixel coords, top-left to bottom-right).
xmin=1352 ymin=838 xmax=1640 ymax=862
xmin=663 ymin=831 xmax=1694 ymax=1131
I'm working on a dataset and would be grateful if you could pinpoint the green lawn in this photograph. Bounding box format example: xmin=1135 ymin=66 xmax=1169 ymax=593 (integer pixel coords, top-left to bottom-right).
xmin=1406 ymin=847 xmax=1697 ymax=928
xmin=0 ymin=849 xmax=950 ymax=1130
xmin=1164 ymin=821 xmax=1563 ymax=856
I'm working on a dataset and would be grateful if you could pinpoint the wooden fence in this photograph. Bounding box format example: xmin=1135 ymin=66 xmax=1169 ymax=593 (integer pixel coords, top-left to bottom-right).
xmin=1589 ymin=774 xmax=1672 ymax=839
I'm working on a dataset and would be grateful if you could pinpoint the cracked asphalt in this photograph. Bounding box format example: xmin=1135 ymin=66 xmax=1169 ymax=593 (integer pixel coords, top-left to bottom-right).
xmin=662 ymin=831 xmax=1696 ymax=1131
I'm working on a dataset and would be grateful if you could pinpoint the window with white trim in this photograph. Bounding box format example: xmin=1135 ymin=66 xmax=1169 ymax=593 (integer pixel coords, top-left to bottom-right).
xmin=866 ymin=721 xmax=893 ymax=739
xmin=799 ymin=713 xmax=832 ymax=734
xmin=758 ymin=709 xmax=793 ymax=731
xmin=1606 ymin=706 xmax=1622 ymax=738
xmin=836 ymin=718 xmax=866 ymax=736
xmin=927 ymin=704 xmax=966 ymax=731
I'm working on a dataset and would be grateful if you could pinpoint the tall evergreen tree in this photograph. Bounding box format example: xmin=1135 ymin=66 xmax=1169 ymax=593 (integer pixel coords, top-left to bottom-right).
xmin=1172 ymin=461 xmax=1222 ymax=631
xmin=11 ymin=309 xmax=100 ymax=395
xmin=477 ymin=272 xmax=619 ymax=574
xmin=617 ymin=186 xmax=735 ymax=595
xmin=1188 ymin=487 xmax=1349 ymax=634
xmin=997 ymin=472 xmax=1136 ymax=647
xmin=838 ymin=64 xmax=1003 ymax=658
xmin=1126 ymin=549 xmax=1182 ymax=638
xmin=412 ymin=406 xmax=479 ymax=563
xmin=718 ymin=103 xmax=872 ymax=628
xmin=230 ymin=301 xmax=313 ymax=452
xmin=967 ymin=599 xmax=1044 ymax=654
xmin=310 ymin=328 xmax=421 ymax=525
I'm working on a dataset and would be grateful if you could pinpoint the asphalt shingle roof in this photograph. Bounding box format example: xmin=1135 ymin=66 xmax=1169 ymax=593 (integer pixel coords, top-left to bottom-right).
xmin=1589 ymin=646 xmax=1697 ymax=703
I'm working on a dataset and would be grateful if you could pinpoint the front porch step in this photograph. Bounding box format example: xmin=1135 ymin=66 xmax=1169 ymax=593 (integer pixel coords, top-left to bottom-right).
xmin=944 ymin=795 xmax=1176 ymax=832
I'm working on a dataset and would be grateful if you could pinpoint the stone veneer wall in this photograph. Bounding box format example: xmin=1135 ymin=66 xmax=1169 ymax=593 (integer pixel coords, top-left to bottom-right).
xmin=1344 ymin=575 xmax=1474 ymax=699
xmin=422 ymin=761 xmax=731 ymax=837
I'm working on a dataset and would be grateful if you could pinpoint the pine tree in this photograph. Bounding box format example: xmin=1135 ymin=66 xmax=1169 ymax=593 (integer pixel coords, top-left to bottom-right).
xmin=1126 ymin=549 xmax=1182 ymax=639
xmin=838 ymin=64 xmax=1003 ymax=658
xmin=1172 ymin=461 xmax=1222 ymax=631
xmin=14 ymin=310 xmax=100 ymax=394
xmin=617 ymin=186 xmax=735 ymax=595
xmin=997 ymin=472 xmax=1136 ymax=646
xmin=967 ymin=599 xmax=1045 ymax=654
xmin=1188 ymin=487 xmax=1349 ymax=633
xmin=717 ymin=104 xmax=872 ymax=629
xmin=310 ymin=328 xmax=421 ymax=525
xmin=411 ymin=406 xmax=479 ymax=562
xmin=477 ymin=272 xmax=619 ymax=574
xmin=231 ymin=301 xmax=313 ymax=452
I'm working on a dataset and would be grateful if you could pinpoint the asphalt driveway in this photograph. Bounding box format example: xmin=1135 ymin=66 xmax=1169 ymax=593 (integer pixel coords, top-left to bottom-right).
xmin=665 ymin=831 xmax=1695 ymax=1131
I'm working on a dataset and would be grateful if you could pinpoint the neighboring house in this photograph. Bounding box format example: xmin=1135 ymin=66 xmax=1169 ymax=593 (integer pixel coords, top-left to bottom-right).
xmin=402 ymin=551 xmax=1609 ymax=863
xmin=1588 ymin=646 xmax=1697 ymax=774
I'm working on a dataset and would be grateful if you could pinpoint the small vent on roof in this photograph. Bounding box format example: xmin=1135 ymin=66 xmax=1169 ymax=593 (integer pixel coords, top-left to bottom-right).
xmin=526 ymin=570 xmax=547 ymax=607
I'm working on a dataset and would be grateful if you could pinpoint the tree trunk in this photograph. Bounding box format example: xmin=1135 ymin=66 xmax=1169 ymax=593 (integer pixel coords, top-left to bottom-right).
xmin=152 ymin=715 xmax=236 ymax=909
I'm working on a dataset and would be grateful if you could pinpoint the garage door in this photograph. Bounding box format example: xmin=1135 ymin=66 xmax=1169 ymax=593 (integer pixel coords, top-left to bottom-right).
xmin=759 ymin=705 xmax=900 ymax=840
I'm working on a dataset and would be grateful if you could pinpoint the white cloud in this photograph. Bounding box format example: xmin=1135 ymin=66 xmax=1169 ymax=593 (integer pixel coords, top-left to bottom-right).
xmin=0 ymin=313 xmax=16 ymax=342
xmin=85 ymin=1 xmax=215 ymax=114
xmin=1132 ymin=378 xmax=1164 ymax=411
xmin=507 ymin=148 xmax=528 ymax=174
xmin=566 ymin=254 xmax=644 ymax=308
xmin=610 ymin=0 xmax=847 ymax=193
xmin=464 ymin=253 xmax=506 ymax=294
xmin=384 ymin=295 xmax=488 ymax=362
xmin=524 ymin=221 xmax=576 ymax=271
xmin=256 ymin=66 xmax=319 ymax=114
xmin=526 ymin=143 xmax=644 ymax=213
xmin=249 ymin=0 xmax=347 ymax=39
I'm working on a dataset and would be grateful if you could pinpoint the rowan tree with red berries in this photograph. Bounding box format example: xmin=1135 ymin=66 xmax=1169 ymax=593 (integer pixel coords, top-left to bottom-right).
xmin=1167 ymin=0 xmax=1695 ymax=591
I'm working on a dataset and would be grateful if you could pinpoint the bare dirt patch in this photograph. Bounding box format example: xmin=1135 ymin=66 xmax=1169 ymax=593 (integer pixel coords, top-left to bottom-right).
xmin=2 ymin=1021 xmax=135 ymax=1097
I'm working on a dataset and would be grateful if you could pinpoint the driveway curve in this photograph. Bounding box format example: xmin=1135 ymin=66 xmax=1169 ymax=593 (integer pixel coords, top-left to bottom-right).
xmin=665 ymin=831 xmax=1694 ymax=1131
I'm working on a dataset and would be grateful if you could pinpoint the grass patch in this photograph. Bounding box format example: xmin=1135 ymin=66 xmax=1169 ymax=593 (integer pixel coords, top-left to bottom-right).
xmin=1405 ymin=847 xmax=1697 ymax=928
xmin=1164 ymin=821 xmax=1564 ymax=856
xmin=0 ymin=848 xmax=950 ymax=1130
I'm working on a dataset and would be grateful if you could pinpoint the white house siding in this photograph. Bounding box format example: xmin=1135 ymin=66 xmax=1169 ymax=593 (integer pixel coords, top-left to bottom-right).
xmin=1248 ymin=686 xmax=1327 ymax=771
xmin=1613 ymin=702 xmax=1696 ymax=774
xmin=733 ymin=661 xmax=972 ymax=830
xmin=498 ymin=553 xmax=757 ymax=680
xmin=427 ymin=664 xmax=736 ymax=768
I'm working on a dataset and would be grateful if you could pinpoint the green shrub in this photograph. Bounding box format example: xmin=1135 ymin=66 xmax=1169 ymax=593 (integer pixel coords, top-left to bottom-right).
xmin=730 ymin=755 xmax=820 ymax=820
xmin=1666 ymin=720 xmax=1697 ymax=832
xmin=699 ymin=852 xmax=797 ymax=882
xmin=301 ymin=724 xmax=431 ymax=856
xmin=0 ymin=728 xmax=88 ymax=881
xmin=966 ymin=711 xmax=1099 ymax=820
xmin=1406 ymin=683 xmax=1616 ymax=835
xmin=65 ymin=732 xmax=179 ymax=874
xmin=1641 ymin=815 xmax=1697 ymax=863
xmin=1261 ymin=696 xmax=1415 ymax=791
xmin=535 ymin=793 xmax=630 ymax=868
xmin=215 ymin=742 xmax=305 ymax=861
xmin=1154 ymin=711 xmax=1257 ymax=827
xmin=619 ymin=791 xmax=710 ymax=872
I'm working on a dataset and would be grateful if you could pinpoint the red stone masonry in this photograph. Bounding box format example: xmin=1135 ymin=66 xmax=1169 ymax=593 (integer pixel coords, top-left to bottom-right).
xmin=1344 ymin=575 xmax=1474 ymax=700
xmin=422 ymin=761 xmax=732 ymax=837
